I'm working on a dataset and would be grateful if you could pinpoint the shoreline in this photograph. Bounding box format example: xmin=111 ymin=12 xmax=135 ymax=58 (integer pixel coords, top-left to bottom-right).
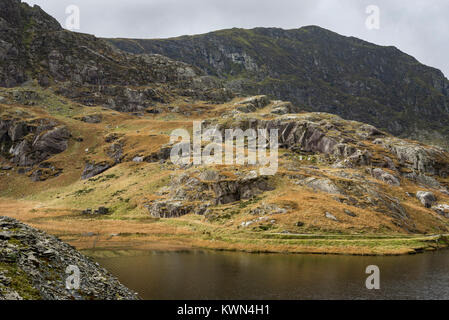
xmin=75 ymin=233 xmax=449 ymax=257
xmin=82 ymin=242 xmax=449 ymax=260
xmin=1 ymin=200 xmax=448 ymax=257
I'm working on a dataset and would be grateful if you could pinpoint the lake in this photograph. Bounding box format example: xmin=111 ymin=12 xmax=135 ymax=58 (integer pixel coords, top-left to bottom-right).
xmin=93 ymin=249 xmax=449 ymax=300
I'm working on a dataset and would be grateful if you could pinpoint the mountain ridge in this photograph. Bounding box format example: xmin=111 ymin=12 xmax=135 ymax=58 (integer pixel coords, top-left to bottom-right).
xmin=0 ymin=0 xmax=449 ymax=258
xmin=107 ymin=25 xmax=449 ymax=148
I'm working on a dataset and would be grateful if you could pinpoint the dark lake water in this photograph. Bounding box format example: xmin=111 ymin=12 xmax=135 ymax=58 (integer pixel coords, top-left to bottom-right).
xmin=93 ymin=249 xmax=449 ymax=300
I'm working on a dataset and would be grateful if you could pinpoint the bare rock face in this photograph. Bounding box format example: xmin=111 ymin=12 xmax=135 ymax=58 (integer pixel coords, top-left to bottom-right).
xmin=0 ymin=0 xmax=62 ymax=87
xmin=383 ymin=138 xmax=449 ymax=177
xmin=325 ymin=212 xmax=338 ymax=221
xmin=81 ymin=162 xmax=111 ymax=180
xmin=147 ymin=200 xmax=193 ymax=218
xmin=0 ymin=118 xmax=70 ymax=167
xmin=108 ymin=26 xmax=449 ymax=149
xmin=0 ymin=216 xmax=138 ymax=300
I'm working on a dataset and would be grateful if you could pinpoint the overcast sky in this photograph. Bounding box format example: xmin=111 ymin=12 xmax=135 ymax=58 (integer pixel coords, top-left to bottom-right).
xmin=23 ymin=0 xmax=449 ymax=77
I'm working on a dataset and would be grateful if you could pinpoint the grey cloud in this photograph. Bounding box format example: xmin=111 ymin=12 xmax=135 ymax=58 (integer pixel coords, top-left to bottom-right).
xmin=23 ymin=0 xmax=449 ymax=76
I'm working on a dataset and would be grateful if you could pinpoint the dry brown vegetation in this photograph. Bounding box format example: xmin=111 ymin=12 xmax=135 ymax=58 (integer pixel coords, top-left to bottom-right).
xmin=1 ymin=88 xmax=449 ymax=255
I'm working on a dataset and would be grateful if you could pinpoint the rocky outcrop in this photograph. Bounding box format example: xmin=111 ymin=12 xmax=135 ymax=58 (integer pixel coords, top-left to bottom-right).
xmin=0 ymin=118 xmax=70 ymax=167
xmin=81 ymin=162 xmax=111 ymax=180
xmin=234 ymin=95 xmax=270 ymax=113
xmin=271 ymin=101 xmax=300 ymax=115
xmin=147 ymin=169 xmax=274 ymax=218
xmin=106 ymin=141 xmax=124 ymax=164
xmin=432 ymin=204 xmax=449 ymax=218
xmin=382 ymin=138 xmax=449 ymax=177
xmin=371 ymin=168 xmax=400 ymax=186
xmin=147 ymin=200 xmax=193 ymax=218
xmin=82 ymin=207 xmax=109 ymax=215
xmin=78 ymin=114 xmax=102 ymax=124
xmin=300 ymin=177 xmax=342 ymax=194
xmin=208 ymin=113 xmax=449 ymax=187
xmin=29 ymin=162 xmax=63 ymax=182
xmin=250 ymin=203 xmax=287 ymax=215
xmin=0 ymin=216 xmax=137 ymax=300
xmin=109 ymin=26 xmax=449 ymax=148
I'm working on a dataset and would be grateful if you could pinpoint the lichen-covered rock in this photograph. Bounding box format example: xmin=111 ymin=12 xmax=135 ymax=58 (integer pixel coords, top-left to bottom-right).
xmin=432 ymin=204 xmax=449 ymax=218
xmin=0 ymin=216 xmax=138 ymax=300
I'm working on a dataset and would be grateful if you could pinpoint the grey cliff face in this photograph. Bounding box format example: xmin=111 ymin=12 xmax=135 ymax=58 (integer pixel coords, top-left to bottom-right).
xmin=107 ymin=27 xmax=449 ymax=148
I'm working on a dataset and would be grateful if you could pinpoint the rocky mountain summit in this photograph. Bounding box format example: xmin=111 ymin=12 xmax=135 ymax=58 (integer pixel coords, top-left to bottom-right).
xmin=0 ymin=216 xmax=138 ymax=300
xmin=108 ymin=27 xmax=449 ymax=148
xmin=0 ymin=0 xmax=233 ymax=112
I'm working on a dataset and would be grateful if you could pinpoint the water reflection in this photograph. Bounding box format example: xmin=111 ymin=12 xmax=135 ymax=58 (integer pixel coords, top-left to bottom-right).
xmin=93 ymin=250 xmax=449 ymax=300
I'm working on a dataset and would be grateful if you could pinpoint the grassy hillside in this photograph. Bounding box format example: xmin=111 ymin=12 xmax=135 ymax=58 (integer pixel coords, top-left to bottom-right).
xmin=1 ymin=1 xmax=449 ymax=256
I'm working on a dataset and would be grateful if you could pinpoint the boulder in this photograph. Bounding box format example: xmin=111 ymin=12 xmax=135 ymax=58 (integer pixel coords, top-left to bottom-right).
xmin=416 ymin=191 xmax=437 ymax=208
xmin=235 ymin=95 xmax=270 ymax=113
xmin=0 ymin=216 xmax=137 ymax=300
xmin=432 ymin=204 xmax=449 ymax=218
xmin=79 ymin=114 xmax=102 ymax=124
xmin=81 ymin=162 xmax=111 ymax=180
xmin=147 ymin=200 xmax=192 ymax=218
xmin=132 ymin=156 xmax=144 ymax=163
xmin=325 ymin=212 xmax=338 ymax=221
xmin=371 ymin=168 xmax=400 ymax=186
xmin=344 ymin=209 xmax=357 ymax=217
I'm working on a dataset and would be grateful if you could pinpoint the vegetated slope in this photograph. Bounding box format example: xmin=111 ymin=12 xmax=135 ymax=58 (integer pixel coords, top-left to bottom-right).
xmin=107 ymin=27 xmax=449 ymax=148
xmin=0 ymin=1 xmax=448 ymax=256
xmin=1 ymin=88 xmax=449 ymax=255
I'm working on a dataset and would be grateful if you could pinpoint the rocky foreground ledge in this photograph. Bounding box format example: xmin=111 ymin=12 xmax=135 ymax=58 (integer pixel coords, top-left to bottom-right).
xmin=0 ymin=216 xmax=138 ymax=300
